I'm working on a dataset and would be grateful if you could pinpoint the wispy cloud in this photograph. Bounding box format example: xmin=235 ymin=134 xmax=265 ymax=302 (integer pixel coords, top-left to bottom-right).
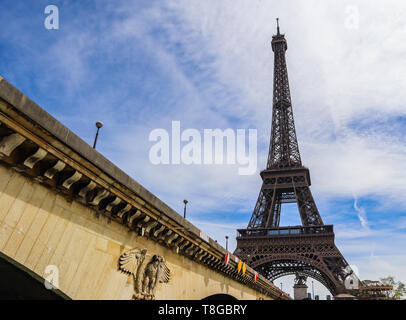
xmin=353 ymin=197 xmax=368 ymax=228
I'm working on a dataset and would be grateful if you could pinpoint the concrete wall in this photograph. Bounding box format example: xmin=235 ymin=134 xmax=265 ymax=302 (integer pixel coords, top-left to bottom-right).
xmin=0 ymin=165 xmax=268 ymax=300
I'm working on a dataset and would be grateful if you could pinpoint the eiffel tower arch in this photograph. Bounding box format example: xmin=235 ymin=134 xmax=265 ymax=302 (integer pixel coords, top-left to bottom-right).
xmin=234 ymin=20 xmax=357 ymax=296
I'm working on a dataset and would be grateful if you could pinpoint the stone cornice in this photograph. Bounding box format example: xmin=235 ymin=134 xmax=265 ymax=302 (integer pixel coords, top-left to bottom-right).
xmin=0 ymin=77 xmax=287 ymax=300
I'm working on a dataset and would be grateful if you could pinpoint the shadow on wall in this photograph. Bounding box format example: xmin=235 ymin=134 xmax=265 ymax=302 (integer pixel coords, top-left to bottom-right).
xmin=0 ymin=252 xmax=70 ymax=300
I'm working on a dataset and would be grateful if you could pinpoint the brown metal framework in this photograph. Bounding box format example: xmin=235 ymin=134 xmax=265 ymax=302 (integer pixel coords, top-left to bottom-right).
xmin=234 ymin=20 xmax=353 ymax=296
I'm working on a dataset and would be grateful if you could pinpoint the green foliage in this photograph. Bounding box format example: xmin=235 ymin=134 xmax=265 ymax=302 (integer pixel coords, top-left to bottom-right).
xmin=380 ymin=276 xmax=406 ymax=300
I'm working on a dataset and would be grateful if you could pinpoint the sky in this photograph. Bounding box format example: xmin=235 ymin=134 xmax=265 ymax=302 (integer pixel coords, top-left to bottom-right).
xmin=1 ymin=0 xmax=406 ymax=299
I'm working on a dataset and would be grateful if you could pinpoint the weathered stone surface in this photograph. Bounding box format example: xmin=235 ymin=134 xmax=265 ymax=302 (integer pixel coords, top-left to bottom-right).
xmin=0 ymin=170 xmax=272 ymax=300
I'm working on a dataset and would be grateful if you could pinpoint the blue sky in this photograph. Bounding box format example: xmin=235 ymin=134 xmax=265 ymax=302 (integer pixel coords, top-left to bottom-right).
xmin=1 ymin=0 xmax=406 ymax=298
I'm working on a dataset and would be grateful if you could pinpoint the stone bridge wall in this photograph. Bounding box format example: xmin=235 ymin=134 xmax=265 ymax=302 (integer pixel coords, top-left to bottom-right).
xmin=0 ymin=166 xmax=268 ymax=299
xmin=0 ymin=76 xmax=285 ymax=300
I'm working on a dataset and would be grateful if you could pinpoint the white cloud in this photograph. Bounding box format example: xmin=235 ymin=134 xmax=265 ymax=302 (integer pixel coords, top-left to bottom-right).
xmin=43 ymin=0 xmax=406 ymax=211
xmin=118 ymin=0 xmax=406 ymax=207
xmin=353 ymin=198 xmax=368 ymax=228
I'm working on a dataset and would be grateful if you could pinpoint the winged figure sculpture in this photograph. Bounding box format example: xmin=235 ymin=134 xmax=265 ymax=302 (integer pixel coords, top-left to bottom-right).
xmin=119 ymin=248 xmax=170 ymax=300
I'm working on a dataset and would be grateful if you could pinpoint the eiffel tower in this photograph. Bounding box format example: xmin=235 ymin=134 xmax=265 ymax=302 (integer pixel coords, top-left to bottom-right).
xmin=234 ymin=20 xmax=357 ymax=296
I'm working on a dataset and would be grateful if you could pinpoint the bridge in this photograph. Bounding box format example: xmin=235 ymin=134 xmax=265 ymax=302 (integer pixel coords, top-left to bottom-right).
xmin=0 ymin=77 xmax=286 ymax=300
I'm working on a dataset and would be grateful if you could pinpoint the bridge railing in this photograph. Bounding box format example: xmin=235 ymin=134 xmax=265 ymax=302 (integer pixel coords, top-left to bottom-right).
xmin=237 ymin=225 xmax=334 ymax=238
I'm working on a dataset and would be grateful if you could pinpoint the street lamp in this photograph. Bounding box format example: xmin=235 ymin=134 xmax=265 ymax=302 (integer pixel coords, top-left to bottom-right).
xmin=312 ymin=280 xmax=314 ymax=300
xmin=93 ymin=121 xmax=104 ymax=149
xmin=281 ymin=282 xmax=283 ymax=291
xmin=183 ymin=200 xmax=188 ymax=219
xmin=225 ymin=236 xmax=229 ymax=251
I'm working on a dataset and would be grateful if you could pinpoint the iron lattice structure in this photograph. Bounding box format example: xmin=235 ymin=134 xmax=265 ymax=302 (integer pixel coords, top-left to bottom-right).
xmin=234 ymin=20 xmax=354 ymax=296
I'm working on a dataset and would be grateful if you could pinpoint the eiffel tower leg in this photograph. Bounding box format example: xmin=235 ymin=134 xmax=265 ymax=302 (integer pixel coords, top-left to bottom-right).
xmin=248 ymin=186 xmax=284 ymax=229
xmin=265 ymin=185 xmax=281 ymax=228
xmin=248 ymin=190 xmax=271 ymax=228
xmin=273 ymin=196 xmax=282 ymax=228
xmin=293 ymin=182 xmax=324 ymax=226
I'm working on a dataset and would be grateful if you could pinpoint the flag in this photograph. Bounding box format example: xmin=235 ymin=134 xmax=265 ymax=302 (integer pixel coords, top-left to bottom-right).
xmin=237 ymin=260 xmax=242 ymax=273
xmin=254 ymin=272 xmax=258 ymax=282
xmin=242 ymin=263 xmax=247 ymax=275
xmin=225 ymin=253 xmax=230 ymax=265
xmin=199 ymin=230 xmax=209 ymax=242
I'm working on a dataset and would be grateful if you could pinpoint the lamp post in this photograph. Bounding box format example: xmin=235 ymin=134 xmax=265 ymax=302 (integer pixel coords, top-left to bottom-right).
xmin=183 ymin=200 xmax=188 ymax=219
xmin=93 ymin=121 xmax=104 ymax=149
xmin=312 ymin=280 xmax=314 ymax=300
xmin=225 ymin=236 xmax=229 ymax=251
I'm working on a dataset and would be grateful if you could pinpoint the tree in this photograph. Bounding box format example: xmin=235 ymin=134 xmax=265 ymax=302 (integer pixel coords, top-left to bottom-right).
xmin=380 ymin=276 xmax=406 ymax=300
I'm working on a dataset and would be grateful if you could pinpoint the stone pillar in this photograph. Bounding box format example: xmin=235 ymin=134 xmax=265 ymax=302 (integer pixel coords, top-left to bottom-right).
xmin=293 ymin=284 xmax=308 ymax=300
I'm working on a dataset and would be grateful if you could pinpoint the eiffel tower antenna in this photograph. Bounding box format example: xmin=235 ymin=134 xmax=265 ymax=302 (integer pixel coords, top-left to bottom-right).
xmin=276 ymin=17 xmax=280 ymax=35
xmin=234 ymin=24 xmax=358 ymax=297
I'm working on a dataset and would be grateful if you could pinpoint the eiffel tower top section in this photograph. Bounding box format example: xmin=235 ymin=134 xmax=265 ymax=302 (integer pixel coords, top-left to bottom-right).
xmin=267 ymin=19 xmax=302 ymax=170
xmin=271 ymin=18 xmax=287 ymax=51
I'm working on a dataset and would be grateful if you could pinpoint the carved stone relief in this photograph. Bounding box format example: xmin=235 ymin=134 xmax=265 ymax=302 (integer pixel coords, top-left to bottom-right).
xmin=119 ymin=248 xmax=171 ymax=300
